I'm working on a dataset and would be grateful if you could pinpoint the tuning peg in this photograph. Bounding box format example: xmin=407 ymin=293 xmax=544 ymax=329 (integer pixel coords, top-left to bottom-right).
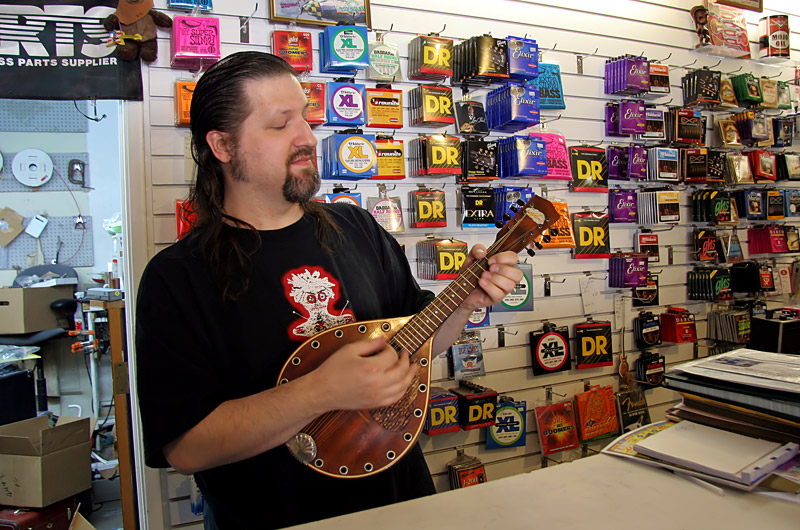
xmin=542 ymin=235 xmax=552 ymax=243
xmin=502 ymin=213 xmax=511 ymax=222
xmin=516 ymin=199 xmax=526 ymax=207
xmin=550 ymin=228 xmax=559 ymax=236
xmin=534 ymin=241 xmax=543 ymax=250
xmin=526 ymin=248 xmax=536 ymax=257
xmin=495 ymin=221 xmax=504 ymax=229
xmin=509 ymin=206 xmax=518 ymax=213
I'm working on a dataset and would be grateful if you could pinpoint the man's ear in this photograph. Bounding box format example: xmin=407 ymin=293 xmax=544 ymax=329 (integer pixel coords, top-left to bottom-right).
xmin=206 ymin=130 xmax=233 ymax=163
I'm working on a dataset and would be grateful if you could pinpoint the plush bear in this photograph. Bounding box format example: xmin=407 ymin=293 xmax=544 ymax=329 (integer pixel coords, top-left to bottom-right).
xmin=103 ymin=0 xmax=172 ymax=62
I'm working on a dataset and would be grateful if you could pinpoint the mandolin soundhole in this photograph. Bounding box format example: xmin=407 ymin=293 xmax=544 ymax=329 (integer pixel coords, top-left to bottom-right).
xmin=370 ymin=370 xmax=420 ymax=431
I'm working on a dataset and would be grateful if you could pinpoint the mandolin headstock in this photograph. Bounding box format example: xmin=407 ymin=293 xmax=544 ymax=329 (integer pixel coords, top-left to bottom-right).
xmin=493 ymin=195 xmax=560 ymax=256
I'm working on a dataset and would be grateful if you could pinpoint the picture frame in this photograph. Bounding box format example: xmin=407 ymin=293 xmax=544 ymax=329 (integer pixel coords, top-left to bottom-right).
xmin=714 ymin=0 xmax=763 ymax=12
xmin=269 ymin=0 xmax=372 ymax=28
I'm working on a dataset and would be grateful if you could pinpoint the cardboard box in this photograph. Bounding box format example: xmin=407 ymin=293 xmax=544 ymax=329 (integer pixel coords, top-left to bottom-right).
xmin=0 ymin=415 xmax=91 ymax=507
xmin=0 ymin=286 xmax=74 ymax=334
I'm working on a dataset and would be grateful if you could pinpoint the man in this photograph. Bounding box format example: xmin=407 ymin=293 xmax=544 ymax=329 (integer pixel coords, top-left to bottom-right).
xmin=135 ymin=51 xmax=523 ymax=529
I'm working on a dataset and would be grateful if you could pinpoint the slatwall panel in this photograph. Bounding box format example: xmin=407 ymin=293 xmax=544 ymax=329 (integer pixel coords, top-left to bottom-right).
xmin=142 ymin=1 xmax=800 ymax=526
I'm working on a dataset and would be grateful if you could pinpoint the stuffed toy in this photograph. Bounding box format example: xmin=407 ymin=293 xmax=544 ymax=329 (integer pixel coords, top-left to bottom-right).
xmin=690 ymin=5 xmax=711 ymax=47
xmin=104 ymin=0 xmax=172 ymax=62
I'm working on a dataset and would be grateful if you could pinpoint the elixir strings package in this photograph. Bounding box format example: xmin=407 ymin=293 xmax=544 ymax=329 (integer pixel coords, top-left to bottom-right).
xmin=604 ymin=54 xmax=650 ymax=96
xmin=486 ymin=82 xmax=541 ymax=132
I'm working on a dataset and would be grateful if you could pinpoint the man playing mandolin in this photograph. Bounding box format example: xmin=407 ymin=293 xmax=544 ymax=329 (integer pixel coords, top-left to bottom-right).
xmin=135 ymin=51 xmax=525 ymax=529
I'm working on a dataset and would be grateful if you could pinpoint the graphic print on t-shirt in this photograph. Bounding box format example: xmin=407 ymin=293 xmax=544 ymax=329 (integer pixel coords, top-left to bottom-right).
xmin=284 ymin=266 xmax=355 ymax=341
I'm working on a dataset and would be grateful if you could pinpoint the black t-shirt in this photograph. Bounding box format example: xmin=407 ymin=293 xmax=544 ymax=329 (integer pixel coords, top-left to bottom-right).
xmin=135 ymin=204 xmax=436 ymax=529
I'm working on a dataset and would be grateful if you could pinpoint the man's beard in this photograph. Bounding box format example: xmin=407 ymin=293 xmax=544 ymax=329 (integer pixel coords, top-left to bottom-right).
xmin=283 ymin=147 xmax=320 ymax=203
xmin=229 ymin=146 xmax=320 ymax=203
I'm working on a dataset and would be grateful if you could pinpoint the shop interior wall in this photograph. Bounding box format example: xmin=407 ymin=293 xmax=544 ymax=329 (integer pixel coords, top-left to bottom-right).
xmin=0 ymin=99 xmax=122 ymax=420
xmin=137 ymin=1 xmax=800 ymax=526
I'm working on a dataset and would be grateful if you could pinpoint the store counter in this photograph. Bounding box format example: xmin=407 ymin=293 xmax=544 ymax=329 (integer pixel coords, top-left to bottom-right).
xmin=292 ymin=454 xmax=800 ymax=529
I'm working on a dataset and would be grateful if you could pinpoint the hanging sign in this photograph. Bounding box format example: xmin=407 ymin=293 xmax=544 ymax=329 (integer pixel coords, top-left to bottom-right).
xmin=0 ymin=0 xmax=143 ymax=100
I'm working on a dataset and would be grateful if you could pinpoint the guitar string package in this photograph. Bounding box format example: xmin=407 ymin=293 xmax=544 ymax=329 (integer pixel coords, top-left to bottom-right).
xmin=408 ymin=135 xmax=462 ymax=176
xmin=608 ymin=189 xmax=637 ymax=223
xmin=529 ymin=322 xmax=571 ymax=376
xmin=170 ymin=16 xmax=221 ymax=70
xmin=531 ymin=132 xmax=571 ymax=180
xmin=460 ymin=186 xmax=496 ymax=227
xmin=367 ymin=192 xmax=404 ymax=233
xmin=493 ymin=185 xmax=533 ymax=225
xmin=300 ymin=82 xmax=326 ymax=126
xmin=318 ymin=25 xmax=369 ymax=74
xmin=497 ymin=136 xmax=547 ymax=178
xmin=532 ymin=63 xmax=566 ymax=109
xmin=408 ymin=186 xmax=447 ymax=228
xmin=408 ymin=34 xmax=454 ymax=82
xmin=365 ymin=87 xmax=403 ymax=129
xmin=326 ymin=82 xmax=366 ymax=126
xmin=272 ymin=30 xmax=313 ymax=73
xmin=449 ymin=331 xmax=486 ymax=380
xmin=569 ymin=146 xmax=608 ymax=192
xmin=367 ymin=34 xmax=401 ymax=82
xmin=634 ymin=311 xmax=661 ymax=349
xmin=459 ymin=140 xmax=499 ymax=183
xmin=507 ymin=36 xmax=539 ymax=80
xmin=687 ymin=267 xmax=733 ymax=301
xmin=486 ymin=82 xmax=541 ymax=132
xmin=374 ymin=136 xmax=405 ymax=179
xmin=608 ymin=252 xmax=648 ymax=288
xmin=452 ymin=35 xmax=509 ymax=87
xmin=322 ymin=191 xmax=362 ymax=206
xmin=321 ymin=133 xmax=377 ymax=180
xmin=604 ymin=54 xmax=650 ymax=95
xmin=454 ymin=99 xmax=490 ymax=137
xmin=415 ymin=237 xmax=467 ymax=280
xmin=408 ymin=85 xmax=455 ymax=127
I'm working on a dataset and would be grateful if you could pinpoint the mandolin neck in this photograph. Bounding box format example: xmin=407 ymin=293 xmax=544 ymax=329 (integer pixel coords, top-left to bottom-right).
xmin=389 ymin=255 xmax=491 ymax=356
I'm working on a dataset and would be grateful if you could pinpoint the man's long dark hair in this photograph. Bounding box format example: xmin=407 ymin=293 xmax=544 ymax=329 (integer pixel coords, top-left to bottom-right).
xmin=185 ymin=51 xmax=340 ymax=300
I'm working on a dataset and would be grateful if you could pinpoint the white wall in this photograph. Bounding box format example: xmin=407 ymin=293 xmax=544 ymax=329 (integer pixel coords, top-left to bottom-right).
xmin=131 ymin=0 xmax=800 ymax=527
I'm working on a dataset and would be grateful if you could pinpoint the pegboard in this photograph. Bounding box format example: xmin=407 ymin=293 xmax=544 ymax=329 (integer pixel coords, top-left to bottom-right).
xmin=0 ymin=152 xmax=88 ymax=193
xmin=0 ymin=100 xmax=89 ymax=133
xmin=4 ymin=216 xmax=94 ymax=269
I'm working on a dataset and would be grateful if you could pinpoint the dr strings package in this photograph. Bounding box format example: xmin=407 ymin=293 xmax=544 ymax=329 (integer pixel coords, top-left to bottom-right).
xmin=408 ymin=135 xmax=462 ymax=176
xmin=460 ymin=186 xmax=496 ymax=228
xmin=408 ymin=34 xmax=454 ymax=82
xmin=408 ymin=85 xmax=454 ymax=127
xmin=416 ymin=237 xmax=467 ymax=280
xmin=408 ymin=186 xmax=447 ymax=228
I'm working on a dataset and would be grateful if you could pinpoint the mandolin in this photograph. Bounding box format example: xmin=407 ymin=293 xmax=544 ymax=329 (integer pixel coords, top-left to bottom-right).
xmin=277 ymin=195 xmax=559 ymax=478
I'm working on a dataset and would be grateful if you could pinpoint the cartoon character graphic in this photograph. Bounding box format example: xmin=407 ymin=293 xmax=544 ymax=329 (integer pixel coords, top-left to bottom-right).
xmin=284 ymin=267 xmax=355 ymax=340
